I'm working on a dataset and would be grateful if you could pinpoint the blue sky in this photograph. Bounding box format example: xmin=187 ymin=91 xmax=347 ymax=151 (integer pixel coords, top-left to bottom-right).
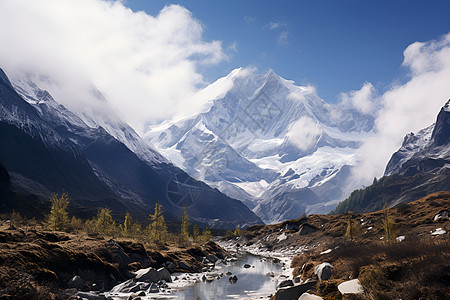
xmin=1 ymin=0 xmax=449 ymax=181
xmin=127 ymin=0 xmax=450 ymax=103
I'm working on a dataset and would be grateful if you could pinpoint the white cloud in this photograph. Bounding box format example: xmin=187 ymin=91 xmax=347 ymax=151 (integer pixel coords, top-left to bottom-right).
xmin=266 ymin=21 xmax=287 ymax=30
xmin=287 ymin=116 xmax=323 ymax=152
xmin=244 ymin=15 xmax=256 ymax=23
xmin=264 ymin=21 xmax=289 ymax=46
xmin=0 ymin=0 xmax=227 ymax=134
xmin=278 ymin=31 xmax=289 ymax=46
xmin=339 ymin=82 xmax=376 ymax=114
xmin=227 ymin=41 xmax=238 ymax=52
xmin=353 ymin=32 xmax=450 ymax=185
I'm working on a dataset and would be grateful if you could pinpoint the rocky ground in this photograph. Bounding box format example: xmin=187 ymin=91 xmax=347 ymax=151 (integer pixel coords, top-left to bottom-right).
xmin=222 ymin=191 xmax=450 ymax=299
xmin=0 ymin=224 xmax=229 ymax=299
xmin=0 ymin=191 xmax=448 ymax=299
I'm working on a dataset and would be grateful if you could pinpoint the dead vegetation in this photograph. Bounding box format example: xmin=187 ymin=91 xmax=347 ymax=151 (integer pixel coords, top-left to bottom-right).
xmin=241 ymin=191 xmax=450 ymax=299
xmin=0 ymin=221 xmax=228 ymax=299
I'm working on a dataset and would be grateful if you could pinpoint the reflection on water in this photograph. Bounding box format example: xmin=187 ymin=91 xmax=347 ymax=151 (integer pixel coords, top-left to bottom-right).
xmin=174 ymin=253 xmax=282 ymax=300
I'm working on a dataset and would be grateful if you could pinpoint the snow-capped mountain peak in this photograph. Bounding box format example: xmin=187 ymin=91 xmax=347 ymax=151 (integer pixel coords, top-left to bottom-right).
xmin=146 ymin=68 xmax=375 ymax=223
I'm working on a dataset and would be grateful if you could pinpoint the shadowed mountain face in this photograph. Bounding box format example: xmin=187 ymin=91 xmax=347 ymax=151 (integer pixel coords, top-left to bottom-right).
xmin=0 ymin=68 xmax=263 ymax=229
xmin=333 ymin=100 xmax=450 ymax=214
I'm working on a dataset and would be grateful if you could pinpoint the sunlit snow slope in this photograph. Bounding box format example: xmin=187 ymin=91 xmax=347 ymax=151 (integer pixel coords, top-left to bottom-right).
xmin=146 ymin=68 xmax=375 ymax=223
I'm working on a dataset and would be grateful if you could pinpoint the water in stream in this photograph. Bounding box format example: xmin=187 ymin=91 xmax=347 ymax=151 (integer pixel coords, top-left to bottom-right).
xmin=172 ymin=253 xmax=284 ymax=300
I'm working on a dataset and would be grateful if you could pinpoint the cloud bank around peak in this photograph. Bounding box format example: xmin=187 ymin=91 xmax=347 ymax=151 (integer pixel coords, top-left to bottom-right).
xmin=0 ymin=0 xmax=227 ymax=133
xmin=352 ymin=32 xmax=450 ymax=186
xmin=339 ymin=82 xmax=376 ymax=114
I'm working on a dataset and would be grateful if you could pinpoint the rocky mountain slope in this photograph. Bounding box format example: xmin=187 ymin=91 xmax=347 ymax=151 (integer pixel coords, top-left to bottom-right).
xmin=333 ymin=99 xmax=450 ymax=214
xmin=0 ymin=68 xmax=262 ymax=229
xmin=146 ymin=68 xmax=375 ymax=223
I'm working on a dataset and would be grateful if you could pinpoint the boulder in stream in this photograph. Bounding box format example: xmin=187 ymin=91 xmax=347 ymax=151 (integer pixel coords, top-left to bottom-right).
xmin=134 ymin=267 xmax=172 ymax=283
xmin=229 ymin=275 xmax=238 ymax=284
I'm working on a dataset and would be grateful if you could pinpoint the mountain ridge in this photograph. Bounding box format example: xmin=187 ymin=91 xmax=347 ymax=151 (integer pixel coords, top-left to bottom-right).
xmin=0 ymin=68 xmax=263 ymax=229
xmin=333 ymin=99 xmax=450 ymax=214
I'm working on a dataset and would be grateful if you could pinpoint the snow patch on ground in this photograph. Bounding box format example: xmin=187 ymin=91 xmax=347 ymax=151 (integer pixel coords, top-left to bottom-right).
xmin=320 ymin=249 xmax=332 ymax=255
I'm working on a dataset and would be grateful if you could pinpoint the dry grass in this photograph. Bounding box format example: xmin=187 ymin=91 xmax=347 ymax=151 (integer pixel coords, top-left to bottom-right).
xmin=250 ymin=192 xmax=450 ymax=299
xmin=0 ymin=221 xmax=229 ymax=299
xmin=290 ymin=237 xmax=450 ymax=299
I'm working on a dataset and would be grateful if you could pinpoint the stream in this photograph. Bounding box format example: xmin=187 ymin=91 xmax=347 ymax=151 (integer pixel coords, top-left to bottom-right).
xmin=171 ymin=252 xmax=284 ymax=299
xmin=97 ymin=251 xmax=290 ymax=300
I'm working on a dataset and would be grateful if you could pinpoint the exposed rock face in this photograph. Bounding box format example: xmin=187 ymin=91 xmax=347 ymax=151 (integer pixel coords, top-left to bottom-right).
xmin=385 ymin=99 xmax=450 ymax=177
xmin=334 ymin=100 xmax=450 ymax=214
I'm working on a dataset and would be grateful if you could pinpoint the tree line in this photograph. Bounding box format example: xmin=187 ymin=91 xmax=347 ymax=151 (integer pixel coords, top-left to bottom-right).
xmin=11 ymin=192 xmax=212 ymax=246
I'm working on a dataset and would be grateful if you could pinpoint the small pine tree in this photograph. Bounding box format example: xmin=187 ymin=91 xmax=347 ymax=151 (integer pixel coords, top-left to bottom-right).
xmin=69 ymin=216 xmax=83 ymax=232
xmin=234 ymin=227 xmax=241 ymax=237
xmin=225 ymin=230 xmax=234 ymax=239
xmin=181 ymin=207 xmax=190 ymax=242
xmin=48 ymin=193 xmax=69 ymax=231
xmin=345 ymin=214 xmax=360 ymax=242
xmin=201 ymin=227 xmax=212 ymax=242
xmin=148 ymin=203 xmax=167 ymax=242
xmin=382 ymin=209 xmax=398 ymax=244
xmin=96 ymin=208 xmax=115 ymax=233
xmin=123 ymin=212 xmax=133 ymax=236
xmin=84 ymin=219 xmax=97 ymax=235
xmin=10 ymin=210 xmax=23 ymax=227
xmin=192 ymin=225 xmax=200 ymax=241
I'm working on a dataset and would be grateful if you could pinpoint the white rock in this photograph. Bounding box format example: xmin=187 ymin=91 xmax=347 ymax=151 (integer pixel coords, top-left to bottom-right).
xmin=299 ymin=292 xmax=323 ymax=299
xmin=431 ymin=228 xmax=446 ymax=235
xmin=320 ymin=249 xmax=332 ymax=255
xmin=314 ymin=263 xmax=334 ymax=281
xmin=338 ymin=279 xmax=364 ymax=294
xmin=134 ymin=267 xmax=172 ymax=283
xmin=433 ymin=211 xmax=448 ymax=221
xmin=396 ymin=235 xmax=405 ymax=242
xmin=277 ymin=233 xmax=287 ymax=242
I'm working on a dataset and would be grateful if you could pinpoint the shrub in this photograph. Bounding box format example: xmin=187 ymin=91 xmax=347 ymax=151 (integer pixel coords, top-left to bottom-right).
xmin=48 ymin=193 xmax=69 ymax=231
xmin=68 ymin=216 xmax=83 ymax=232
xmin=148 ymin=203 xmax=167 ymax=242
xmin=382 ymin=209 xmax=398 ymax=244
xmin=180 ymin=207 xmax=190 ymax=243
xmin=345 ymin=214 xmax=360 ymax=241
xmin=96 ymin=208 xmax=115 ymax=234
